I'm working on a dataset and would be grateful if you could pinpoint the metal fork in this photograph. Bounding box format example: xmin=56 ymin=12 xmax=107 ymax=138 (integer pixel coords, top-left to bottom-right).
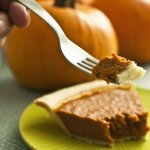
xmin=17 ymin=0 xmax=100 ymax=75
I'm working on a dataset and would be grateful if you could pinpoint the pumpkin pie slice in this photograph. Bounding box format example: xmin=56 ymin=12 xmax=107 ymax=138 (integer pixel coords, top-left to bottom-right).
xmin=35 ymin=81 xmax=149 ymax=146
xmin=92 ymin=53 xmax=145 ymax=84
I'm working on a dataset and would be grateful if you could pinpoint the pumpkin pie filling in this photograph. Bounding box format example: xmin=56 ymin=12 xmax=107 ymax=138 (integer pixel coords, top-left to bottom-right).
xmin=92 ymin=53 xmax=145 ymax=84
xmin=55 ymin=87 xmax=149 ymax=145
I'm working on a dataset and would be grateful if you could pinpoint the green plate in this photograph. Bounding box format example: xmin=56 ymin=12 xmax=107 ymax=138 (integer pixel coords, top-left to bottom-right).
xmin=20 ymin=87 xmax=150 ymax=150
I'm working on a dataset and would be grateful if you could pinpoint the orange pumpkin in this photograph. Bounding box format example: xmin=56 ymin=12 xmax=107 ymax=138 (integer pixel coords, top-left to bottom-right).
xmin=91 ymin=0 xmax=150 ymax=64
xmin=4 ymin=0 xmax=118 ymax=90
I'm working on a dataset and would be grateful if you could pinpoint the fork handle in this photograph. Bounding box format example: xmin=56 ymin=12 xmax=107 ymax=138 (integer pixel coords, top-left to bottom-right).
xmin=17 ymin=0 xmax=66 ymax=39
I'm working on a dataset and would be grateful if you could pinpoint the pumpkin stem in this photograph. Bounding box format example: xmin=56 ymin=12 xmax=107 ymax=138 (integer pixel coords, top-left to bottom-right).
xmin=54 ymin=0 xmax=76 ymax=8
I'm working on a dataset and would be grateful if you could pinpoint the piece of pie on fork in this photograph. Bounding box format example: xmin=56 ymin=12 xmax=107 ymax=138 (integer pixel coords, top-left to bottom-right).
xmin=92 ymin=53 xmax=145 ymax=84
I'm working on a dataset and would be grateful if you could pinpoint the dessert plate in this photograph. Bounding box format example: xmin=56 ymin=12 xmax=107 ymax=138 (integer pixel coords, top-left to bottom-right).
xmin=19 ymin=87 xmax=150 ymax=150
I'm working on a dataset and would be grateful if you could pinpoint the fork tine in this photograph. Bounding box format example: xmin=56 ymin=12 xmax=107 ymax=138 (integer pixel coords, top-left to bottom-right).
xmin=82 ymin=59 xmax=97 ymax=67
xmin=77 ymin=57 xmax=99 ymax=75
xmin=77 ymin=61 xmax=93 ymax=75
xmin=77 ymin=62 xmax=93 ymax=71
xmin=77 ymin=64 xmax=92 ymax=74
xmin=77 ymin=58 xmax=99 ymax=74
xmin=86 ymin=58 xmax=99 ymax=65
